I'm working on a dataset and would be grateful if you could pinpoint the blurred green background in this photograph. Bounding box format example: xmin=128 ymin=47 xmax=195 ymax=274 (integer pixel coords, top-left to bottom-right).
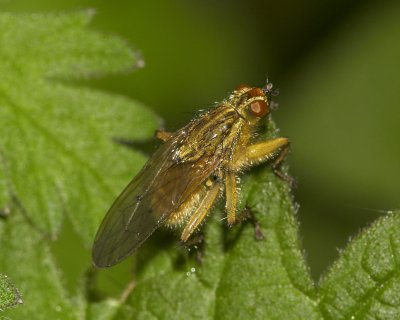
xmin=3 ymin=0 xmax=399 ymax=281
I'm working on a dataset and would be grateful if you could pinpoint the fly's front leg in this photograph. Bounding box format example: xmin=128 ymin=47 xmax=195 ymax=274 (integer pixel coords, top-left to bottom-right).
xmin=244 ymin=137 xmax=289 ymax=166
xmin=235 ymin=137 xmax=292 ymax=184
xmin=270 ymin=142 xmax=295 ymax=185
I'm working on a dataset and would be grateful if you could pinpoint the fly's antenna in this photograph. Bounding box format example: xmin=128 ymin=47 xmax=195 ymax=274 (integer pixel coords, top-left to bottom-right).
xmin=262 ymin=79 xmax=280 ymax=111
xmin=262 ymin=81 xmax=279 ymax=98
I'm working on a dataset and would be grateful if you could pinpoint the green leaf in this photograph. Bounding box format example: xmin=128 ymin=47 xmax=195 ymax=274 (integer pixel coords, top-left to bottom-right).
xmin=0 ymin=10 xmax=158 ymax=319
xmin=319 ymin=211 xmax=400 ymax=319
xmin=0 ymin=11 xmax=159 ymax=244
xmin=0 ymin=273 xmax=22 ymax=311
xmin=0 ymin=212 xmax=81 ymax=319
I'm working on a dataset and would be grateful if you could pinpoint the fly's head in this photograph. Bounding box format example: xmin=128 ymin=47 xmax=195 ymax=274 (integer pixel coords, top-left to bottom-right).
xmin=229 ymin=84 xmax=276 ymax=126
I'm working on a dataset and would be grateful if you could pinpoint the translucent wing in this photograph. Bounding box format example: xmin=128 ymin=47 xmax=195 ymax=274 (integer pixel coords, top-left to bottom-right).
xmin=92 ymin=130 xmax=221 ymax=267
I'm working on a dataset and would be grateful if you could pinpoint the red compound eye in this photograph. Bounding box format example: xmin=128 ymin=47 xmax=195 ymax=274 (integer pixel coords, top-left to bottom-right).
xmin=250 ymin=100 xmax=268 ymax=117
xmin=247 ymin=88 xmax=265 ymax=98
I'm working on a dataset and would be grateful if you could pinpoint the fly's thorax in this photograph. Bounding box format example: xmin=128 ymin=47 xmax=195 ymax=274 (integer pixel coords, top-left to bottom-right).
xmin=221 ymin=119 xmax=253 ymax=170
xmin=176 ymin=105 xmax=240 ymax=163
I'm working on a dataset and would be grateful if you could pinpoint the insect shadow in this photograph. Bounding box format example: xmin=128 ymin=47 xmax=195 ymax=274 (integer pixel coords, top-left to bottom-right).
xmin=112 ymin=136 xmax=161 ymax=156
xmin=132 ymin=228 xmax=189 ymax=275
xmin=221 ymin=208 xmax=265 ymax=253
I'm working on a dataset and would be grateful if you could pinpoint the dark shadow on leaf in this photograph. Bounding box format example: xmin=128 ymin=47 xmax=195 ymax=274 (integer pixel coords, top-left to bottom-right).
xmin=133 ymin=228 xmax=179 ymax=275
xmin=112 ymin=136 xmax=161 ymax=156
xmin=84 ymin=266 xmax=103 ymax=302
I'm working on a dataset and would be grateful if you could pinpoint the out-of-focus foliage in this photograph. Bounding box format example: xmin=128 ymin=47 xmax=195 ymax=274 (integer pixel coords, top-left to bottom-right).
xmin=278 ymin=2 xmax=400 ymax=276
xmin=0 ymin=10 xmax=158 ymax=318
xmin=0 ymin=11 xmax=158 ymax=242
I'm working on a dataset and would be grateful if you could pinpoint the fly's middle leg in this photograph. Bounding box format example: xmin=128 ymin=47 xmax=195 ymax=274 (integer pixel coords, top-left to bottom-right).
xmin=225 ymin=171 xmax=239 ymax=225
xmin=180 ymin=182 xmax=221 ymax=242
